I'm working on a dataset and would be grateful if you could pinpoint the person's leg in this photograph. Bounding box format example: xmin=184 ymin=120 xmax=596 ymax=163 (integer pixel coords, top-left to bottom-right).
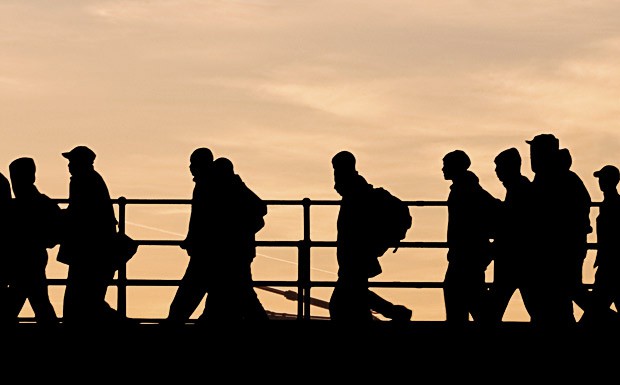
xmin=25 ymin=264 xmax=58 ymax=328
xmin=466 ymin=264 xmax=488 ymax=324
xmin=444 ymin=262 xmax=469 ymax=326
xmin=580 ymin=269 xmax=616 ymax=327
xmin=484 ymin=259 xmax=519 ymax=326
xmin=329 ymin=279 xmax=371 ymax=323
xmin=166 ymin=258 xmax=208 ymax=326
xmin=63 ymin=263 xmax=113 ymax=327
xmin=62 ymin=264 xmax=93 ymax=327
xmin=7 ymin=280 xmax=27 ymax=326
xmin=570 ymin=245 xmax=590 ymax=312
xmin=241 ymin=286 xmax=269 ymax=321
xmin=93 ymin=263 xmax=132 ymax=326
xmin=241 ymin=261 xmax=269 ymax=321
xmin=0 ymin=285 xmax=17 ymax=328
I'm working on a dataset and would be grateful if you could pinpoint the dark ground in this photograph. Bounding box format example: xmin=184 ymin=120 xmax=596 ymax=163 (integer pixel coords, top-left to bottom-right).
xmin=2 ymin=320 xmax=619 ymax=380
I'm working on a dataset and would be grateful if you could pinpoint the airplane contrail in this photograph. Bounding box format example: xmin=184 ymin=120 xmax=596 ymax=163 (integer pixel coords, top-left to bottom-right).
xmin=125 ymin=221 xmax=187 ymax=237
xmin=125 ymin=220 xmax=337 ymax=276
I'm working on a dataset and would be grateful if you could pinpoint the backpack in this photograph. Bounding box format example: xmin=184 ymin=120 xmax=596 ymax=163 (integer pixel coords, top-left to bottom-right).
xmin=240 ymin=183 xmax=267 ymax=234
xmin=369 ymin=187 xmax=413 ymax=257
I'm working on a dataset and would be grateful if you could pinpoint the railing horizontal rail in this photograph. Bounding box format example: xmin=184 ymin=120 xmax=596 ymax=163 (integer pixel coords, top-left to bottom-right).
xmin=39 ymin=197 xmax=602 ymax=322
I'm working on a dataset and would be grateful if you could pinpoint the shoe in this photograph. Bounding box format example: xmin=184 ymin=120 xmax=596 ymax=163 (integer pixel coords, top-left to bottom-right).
xmin=389 ymin=305 xmax=413 ymax=322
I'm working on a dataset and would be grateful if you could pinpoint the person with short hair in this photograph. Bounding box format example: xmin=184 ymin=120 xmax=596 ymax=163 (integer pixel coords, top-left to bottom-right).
xmin=579 ymin=165 xmax=620 ymax=327
xmin=329 ymin=150 xmax=412 ymax=323
xmin=442 ymin=150 xmax=500 ymax=327
xmin=483 ymin=148 xmax=538 ymax=325
xmin=8 ymin=157 xmax=60 ymax=329
xmin=164 ymin=147 xmax=216 ymax=327
xmin=197 ymin=157 xmax=269 ymax=323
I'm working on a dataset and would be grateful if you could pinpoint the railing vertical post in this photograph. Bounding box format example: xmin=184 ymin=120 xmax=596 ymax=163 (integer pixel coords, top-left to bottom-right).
xmin=117 ymin=196 xmax=127 ymax=317
xmin=299 ymin=198 xmax=312 ymax=320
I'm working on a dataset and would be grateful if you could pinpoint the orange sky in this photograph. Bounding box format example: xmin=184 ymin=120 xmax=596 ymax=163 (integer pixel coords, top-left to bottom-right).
xmin=2 ymin=0 xmax=619 ymax=321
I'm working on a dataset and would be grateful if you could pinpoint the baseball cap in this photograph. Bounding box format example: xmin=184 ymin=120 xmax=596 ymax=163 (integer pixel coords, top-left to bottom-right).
xmin=62 ymin=146 xmax=96 ymax=163
xmin=525 ymin=134 xmax=559 ymax=151
xmin=593 ymin=165 xmax=620 ymax=182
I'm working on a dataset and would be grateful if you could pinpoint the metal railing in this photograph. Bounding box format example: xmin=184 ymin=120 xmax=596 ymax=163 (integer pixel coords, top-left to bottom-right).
xmin=43 ymin=197 xmax=600 ymax=322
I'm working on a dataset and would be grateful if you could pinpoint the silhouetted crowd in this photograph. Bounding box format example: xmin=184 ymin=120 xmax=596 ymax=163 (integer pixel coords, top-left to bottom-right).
xmin=1 ymin=133 xmax=619 ymax=331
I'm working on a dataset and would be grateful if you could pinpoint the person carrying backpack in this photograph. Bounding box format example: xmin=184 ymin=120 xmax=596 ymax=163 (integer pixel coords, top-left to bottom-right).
xmin=328 ymin=150 xmax=412 ymax=323
xmin=197 ymin=157 xmax=269 ymax=323
xmin=441 ymin=150 xmax=500 ymax=328
xmin=7 ymin=158 xmax=61 ymax=329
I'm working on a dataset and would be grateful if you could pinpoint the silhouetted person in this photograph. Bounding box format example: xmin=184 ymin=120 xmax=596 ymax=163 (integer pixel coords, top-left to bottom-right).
xmin=198 ymin=157 xmax=269 ymax=323
xmin=165 ymin=148 xmax=216 ymax=327
xmin=7 ymin=158 xmax=60 ymax=328
xmin=57 ymin=146 xmax=132 ymax=328
xmin=579 ymin=165 xmax=620 ymax=327
xmin=483 ymin=148 xmax=538 ymax=325
xmin=526 ymin=134 xmax=590 ymax=329
xmin=329 ymin=151 xmax=412 ymax=323
xmin=557 ymin=148 xmax=592 ymax=316
xmin=442 ymin=150 xmax=499 ymax=327
xmin=0 ymin=172 xmax=13 ymax=327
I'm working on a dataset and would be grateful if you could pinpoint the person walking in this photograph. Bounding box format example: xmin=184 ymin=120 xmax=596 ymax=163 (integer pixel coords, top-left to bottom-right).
xmin=328 ymin=150 xmax=412 ymax=323
xmin=57 ymin=145 xmax=133 ymax=328
xmin=483 ymin=148 xmax=538 ymax=326
xmin=442 ymin=150 xmax=499 ymax=327
xmin=164 ymin=147 xmax=216 ymax=327
xmin=557 ymin=148 xmax=592 ymax=317
xmin=0 ymin=172 xmax=14 ymax=327
xmin=579 ymin=165 xmax=620 ymax=327
xmin=197 ymin=157 xmax=269 ymax=323
xmin=7 ymin=157 xmax=61 ymax=329
xmin=526 ymin=134 xmax=589 ymax=330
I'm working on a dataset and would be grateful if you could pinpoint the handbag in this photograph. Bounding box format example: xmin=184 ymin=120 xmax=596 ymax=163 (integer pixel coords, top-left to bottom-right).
xmin=112 ymin=232 xmax=139 ymax=270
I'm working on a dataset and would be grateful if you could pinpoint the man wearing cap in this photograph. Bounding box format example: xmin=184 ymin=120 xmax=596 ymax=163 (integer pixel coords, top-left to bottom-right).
xmin=579 ymin=165 xmax=620 ymax=326
xmin=7 ymin=157 xmax=61 ymax=328
xmin=526 ymin=134 xmax=591 ymax=329
xmin=57 ymin=145 xmax=129 ymax=327
xmin=441 ymin=150 xmax=500 ymax=327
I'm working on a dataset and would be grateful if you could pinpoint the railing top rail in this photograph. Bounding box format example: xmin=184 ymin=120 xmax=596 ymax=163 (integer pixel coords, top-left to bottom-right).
xmin=49 ymin=197 xmax=602 ymax=207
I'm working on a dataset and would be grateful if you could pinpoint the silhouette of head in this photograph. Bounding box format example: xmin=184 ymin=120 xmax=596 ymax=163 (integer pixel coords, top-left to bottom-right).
xmin=594 ymin=165 xmax=620 ymax=193
xmin=189 ymin=147 xmax=214 ymax=179
xmin=0 ymin=172 xmax=10 ymax=204
xmin=332 ymin=151 xmax=356 ymax=172
xmin=9 ymin=157 xmax=36 ymax=198
xmin=442 ymin=150 xmax=470 ymax=181
xmin=332 ymin=151 xmax=358 ymax=197
xmin=494 ymin=148 xmax=521 ymax=183
xmin=212 ymin=157 xmax=235 ymax=181
xmin=526 ymin=134 xmax=559 ymax=174
xmin=558 ymin=148 xmax=572 ymax=171
xmin=62 ymin=145 xmax=96 ymax=176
